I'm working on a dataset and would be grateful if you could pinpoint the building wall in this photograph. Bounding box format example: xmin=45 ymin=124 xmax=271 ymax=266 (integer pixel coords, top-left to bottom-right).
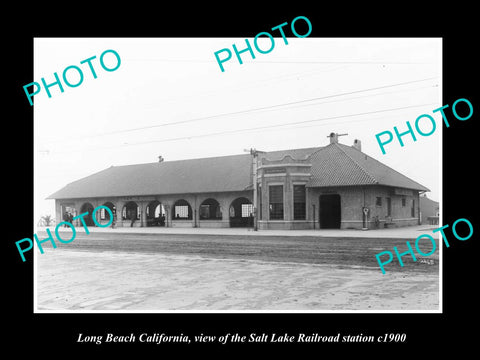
xmin=257 ymin=154 xmax=312 ymax=230
xmin=55 ymin=190 xmax=253 ymax=229
xmin=309 ymin=186 xmax=363 ymax=229
xmin=367 ymin=186 xmax=420 ymax=228
xmin=308 ymin=185 xmax=420 ymax=229
xmin=257 ymin=184 xmax=420 ymax=230
xmin=55 ymin=185 xmax=420 ymax=231
xmin=419 ymin=195 xmax=439 ymax=224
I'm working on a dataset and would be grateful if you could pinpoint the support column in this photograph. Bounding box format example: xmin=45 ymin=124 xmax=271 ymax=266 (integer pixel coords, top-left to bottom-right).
xmin=164 ymin=204 xmax=170 ymax=228
xmin=194 ymin=195 xmax=198 ymax=228
xmin=221 ymin=197 xmax=231 ymax=228
xmin=92 ymin=199 xmax=100 ymax=227
xmin=73 ymin=200 xmax=82 ymax=227
xmin=55 ymin=200 xmax=62 ymax=226
xmin=116 ymin=200 xmax=125 ymax=227
xmin=261 ymin=176 xmax=268 ymax=224
xmin=140 ymin=201 xmax=147 ymax=227
xmin=284 ymin=174 xmax=292 ymax=221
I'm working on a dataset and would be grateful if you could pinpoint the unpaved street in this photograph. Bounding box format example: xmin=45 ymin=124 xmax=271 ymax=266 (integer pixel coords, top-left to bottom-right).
xmin=35 ymin=232 xmax=439 ymax=311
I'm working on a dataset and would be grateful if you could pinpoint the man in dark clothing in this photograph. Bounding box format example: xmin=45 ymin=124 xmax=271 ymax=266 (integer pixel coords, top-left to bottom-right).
xmin=63 ymin=211 xmax=69 ymax=227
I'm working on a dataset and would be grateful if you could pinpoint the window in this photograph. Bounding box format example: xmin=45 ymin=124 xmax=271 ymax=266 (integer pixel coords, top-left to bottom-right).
xmin=269 ymin=185 xmax=284 ymax=220
xmin=122 ymin=202 xmax=139 ymax=220
xmin=173 ymin=199 xmax=192 ymax=220
xmin=101 ymin=204 xmax=115 ymax=219
xmin=199 ymin=198 xmax=222 ymax=220
xmin=411 ymin=199 xmax=415 ymax=217
xmin=293 ymin=185 xmax=306 ymax=220
xmin=175 ymin=206 xmax=189 ymax=218
xmin=376 ymin=197 xmax=382 ymax=206
xmin=241 ymin=204 xmax=254 ymax=217
xmin=199 ymin=205 xmax=210 ymax=219
xmin=402 ymin=197 xmax=406 ymax=207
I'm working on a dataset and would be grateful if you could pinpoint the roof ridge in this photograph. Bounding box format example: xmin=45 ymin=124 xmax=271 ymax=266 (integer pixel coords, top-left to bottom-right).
xmin=306 ymin=146 xmax=328 ymax=159
xmin=336 ymin=143 xmax=430 ymax=191
xmin=262 ymin=146 xmax=322 ymax=158
xmin=110 ymin=153 xmax=252 ymax=168
xmin=333 ymin=143 xmax=378 ymax=184
xmin=109 ymin=147 xmax=323 ymax=168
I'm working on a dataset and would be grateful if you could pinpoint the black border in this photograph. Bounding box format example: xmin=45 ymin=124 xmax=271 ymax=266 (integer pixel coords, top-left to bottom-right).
xmin=7 ymin=4 xmax=479 ymax=355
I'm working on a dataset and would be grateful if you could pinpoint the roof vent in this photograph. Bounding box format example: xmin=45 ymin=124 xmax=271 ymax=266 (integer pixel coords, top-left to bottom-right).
xmin=328 ymin=132 xmax=338 ymax=144
xmin=353 ymin=139 xmax=362 ymax=151
xmin=327 ymin=132 xmax=347 ymax=144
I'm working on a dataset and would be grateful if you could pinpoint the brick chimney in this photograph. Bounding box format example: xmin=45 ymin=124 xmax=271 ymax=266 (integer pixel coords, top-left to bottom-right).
xmin=329 ymin=132 xmax=338 ymax=144
xmin=353 ymin=139 xmax=362 ymax=151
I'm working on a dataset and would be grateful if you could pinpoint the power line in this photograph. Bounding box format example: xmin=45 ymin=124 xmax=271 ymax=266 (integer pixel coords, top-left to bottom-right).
xmin=152 ymin=65 xmax=349 ymax=105
xmin=128 ymin=58 xmax=430 ymax=65
xmin=104 ymin=77 xmax=438 ymax=134
xmin=254 ymin=60 xmax=431 ymax=65
xmin=122 ymin=102 xmax=437 ymax=146
xmin=53 ymin=76 xmax=437 ymax=141
xmin=147 ymin=81 xmax=437 ymax=119
xmin=281 ymin=84 xmax=438 ymax=111
xmin=50 ymin=101 xmax=437 ymax=154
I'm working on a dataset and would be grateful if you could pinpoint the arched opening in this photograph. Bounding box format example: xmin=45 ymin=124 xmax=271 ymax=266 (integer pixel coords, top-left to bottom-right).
xmin=172 ymin=199 xmax=192 ymax=220
xmin=199 ymin=198 xmax=222 ymax=220
xmin=80 ymin=202 xmax=95 ymax=226
xmin=122 ymin=201 xmax=139 ymax=227
xmin=61 ymin=204 xmax=76 ymax=224
xmin=146 ymin=200 xmax=166 ymax=227
xmin=229 ymin=197 xmax=253 ymax=227
xmin=101 ymin=202 xmax=116 ymax=225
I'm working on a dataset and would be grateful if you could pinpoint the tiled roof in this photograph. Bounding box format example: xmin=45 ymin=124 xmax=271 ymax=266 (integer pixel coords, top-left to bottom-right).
xmin=306 ymin=143 xmax=430 ymax=191
xmin=48 ymin=143 xmax=429 ymax=200
xmin=259 ymin=147 xmax=319 ymax=161
xmin=47 ymin=148 xmax=321 ymax=200
xmin=47 ymin=154 xmax=253 ymax=200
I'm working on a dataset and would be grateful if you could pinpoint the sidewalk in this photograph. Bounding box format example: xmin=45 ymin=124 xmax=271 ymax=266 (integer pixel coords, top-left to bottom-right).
xmin=44 ymin=224 xmax=440 ymax=239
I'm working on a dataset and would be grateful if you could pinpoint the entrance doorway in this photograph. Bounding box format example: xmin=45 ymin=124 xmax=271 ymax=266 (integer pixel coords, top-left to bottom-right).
xmin=229 ymin=197 xmax=253 ymax=227
xmin=146 ymin=200 xmax=166 ymax=227
xmin=80 ymin=202 xmax=95 ymax=227
xmin=319 ymin=194 xmax=341 ymax=229
xmin=123 ymin=201 xmax=139 ymax=227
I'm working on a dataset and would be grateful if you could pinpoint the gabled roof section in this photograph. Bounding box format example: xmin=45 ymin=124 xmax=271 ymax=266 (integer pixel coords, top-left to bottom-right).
xmin=307 ymin=142 xmax=430 ymax=191
xmin=47 ymin=153 xmax=254 ymax=200
xmin=47 ymin=147 xmax=323 ymax=200
xmin=420 ymin=195 xmax=439 ymax=207
xmin=47 ymin=143 xmax=429 ymax=200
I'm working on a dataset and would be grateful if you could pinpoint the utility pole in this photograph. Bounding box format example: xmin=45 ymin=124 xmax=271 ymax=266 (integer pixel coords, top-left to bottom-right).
xmin=252 ymin=149 xmax=259 ymax=231
xmin=245 ymin=148 xmax=265 ymax=231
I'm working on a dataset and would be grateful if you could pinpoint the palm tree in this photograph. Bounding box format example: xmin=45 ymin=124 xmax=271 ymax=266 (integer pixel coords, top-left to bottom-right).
xmin=38 ymin=214 xmax=54 ymax=227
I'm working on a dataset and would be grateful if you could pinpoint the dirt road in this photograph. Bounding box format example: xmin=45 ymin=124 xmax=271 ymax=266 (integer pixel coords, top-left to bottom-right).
xmin=36 ymin=231 xmax=439 ymax=271
xmin=35 ymin=232 xmax=440 ymax=311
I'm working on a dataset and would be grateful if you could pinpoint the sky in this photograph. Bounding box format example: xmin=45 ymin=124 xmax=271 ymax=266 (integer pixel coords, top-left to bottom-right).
xmin=34 ymin=37 xmax=442 ymax=223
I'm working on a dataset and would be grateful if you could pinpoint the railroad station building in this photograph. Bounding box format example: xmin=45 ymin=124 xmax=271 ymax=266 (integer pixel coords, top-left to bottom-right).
xmin=47 ymin=133 xmax=430 ymax=230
